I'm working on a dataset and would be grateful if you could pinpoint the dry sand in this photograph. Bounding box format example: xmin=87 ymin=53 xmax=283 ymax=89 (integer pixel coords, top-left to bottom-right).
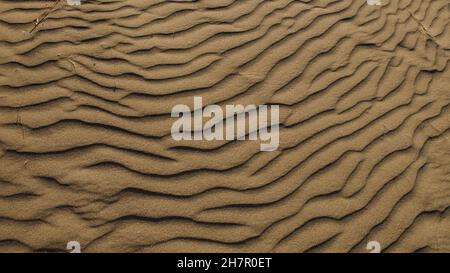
xmin=0 ymin=0 xmax=449 ymax=253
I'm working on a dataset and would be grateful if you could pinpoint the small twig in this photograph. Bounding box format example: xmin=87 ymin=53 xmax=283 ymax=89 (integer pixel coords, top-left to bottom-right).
xmin=30 ymin=0 xmax=64 ymax=33
xmin=406 ymin=10 xmax=443 ymax=49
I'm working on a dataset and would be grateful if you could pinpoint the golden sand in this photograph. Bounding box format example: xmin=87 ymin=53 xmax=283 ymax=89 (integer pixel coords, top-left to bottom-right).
xmin=0 ymin=0 xmax=449 ymax=253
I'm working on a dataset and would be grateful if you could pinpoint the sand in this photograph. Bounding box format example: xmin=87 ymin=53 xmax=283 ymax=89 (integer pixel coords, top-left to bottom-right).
xmin=0 ymin=0 xmax=449 ymax=253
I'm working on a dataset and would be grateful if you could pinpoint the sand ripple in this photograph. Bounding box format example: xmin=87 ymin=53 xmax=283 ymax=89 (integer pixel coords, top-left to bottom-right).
xmin=0 ymin=0 xmax=449 ymax=252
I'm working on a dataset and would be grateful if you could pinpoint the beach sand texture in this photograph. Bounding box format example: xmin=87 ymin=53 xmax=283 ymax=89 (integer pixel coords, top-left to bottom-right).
xmin=0 ymin=0 xmax=450 ymax=252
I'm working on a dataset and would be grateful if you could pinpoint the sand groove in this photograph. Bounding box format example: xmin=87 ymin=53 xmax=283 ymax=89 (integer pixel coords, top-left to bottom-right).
xmin=0 ymin=0 xmax=450 ymax=252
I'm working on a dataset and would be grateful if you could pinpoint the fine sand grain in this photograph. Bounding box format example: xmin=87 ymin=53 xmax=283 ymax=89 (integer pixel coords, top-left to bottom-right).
xmin=0 ymin=0 xmax=449 ymax=253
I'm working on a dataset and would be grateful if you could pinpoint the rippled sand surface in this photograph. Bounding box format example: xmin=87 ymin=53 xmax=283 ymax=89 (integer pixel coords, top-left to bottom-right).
xmin=0 ymin=0 xmax=449 ymax=253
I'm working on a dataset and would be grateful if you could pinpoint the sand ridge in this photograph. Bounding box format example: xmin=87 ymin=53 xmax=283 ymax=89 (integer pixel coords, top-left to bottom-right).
xmin=0 ymin=0 xmax=449 ymax=252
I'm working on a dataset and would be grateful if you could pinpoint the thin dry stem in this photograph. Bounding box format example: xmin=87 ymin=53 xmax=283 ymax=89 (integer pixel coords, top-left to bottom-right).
xmin=30 ymin=0 xmax=64 ymax=33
